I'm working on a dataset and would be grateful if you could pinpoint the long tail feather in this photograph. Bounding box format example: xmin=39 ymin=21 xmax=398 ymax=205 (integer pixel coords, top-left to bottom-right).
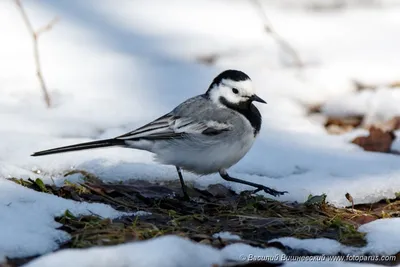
xmin=31 ymin=139 xmax=126 ymax=157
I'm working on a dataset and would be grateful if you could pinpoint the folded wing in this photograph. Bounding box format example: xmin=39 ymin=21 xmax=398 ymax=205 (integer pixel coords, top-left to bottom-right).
xmin=116 ymin=114 xmax=232 ymax=141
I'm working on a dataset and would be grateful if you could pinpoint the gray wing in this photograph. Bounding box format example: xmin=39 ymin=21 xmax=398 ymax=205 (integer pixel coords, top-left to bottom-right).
xmin=116 ymin=95 xmax=233 ymax=141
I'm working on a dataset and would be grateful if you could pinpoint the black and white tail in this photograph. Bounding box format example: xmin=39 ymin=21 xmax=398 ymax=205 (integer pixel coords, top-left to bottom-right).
xmin=31 ymin=139 xmax=126 ymax=157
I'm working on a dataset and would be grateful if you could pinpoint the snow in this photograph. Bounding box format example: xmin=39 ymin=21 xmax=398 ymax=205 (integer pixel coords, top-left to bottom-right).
xmin=133 ymin=210 xmax=153 ymax=216
xmin=222 ymin=242 xmax=285 ymax=263
xmin=1 ymin=0 xmax=398 ymax=207
xmin=272 ymin=219 xmax=400 ymax=256
xmin=322 ymin=87 xmax=400 ymax=125
xmin=270 ymin=237 xmax=350 ymax=255
xmin=0 ymin=177 xmax=128 ymax=258
xmin=1 ymin=0 xmax=400 ymax=264
xmin=23 ymin=235 xmax=283 ymax=267
xmin=212 ymin=231 xmax=241 ymax=240
xmin=22 ymin=235 xmax=387 ymax=267
xmin=358 ymin=218 xmax=400 ymax=255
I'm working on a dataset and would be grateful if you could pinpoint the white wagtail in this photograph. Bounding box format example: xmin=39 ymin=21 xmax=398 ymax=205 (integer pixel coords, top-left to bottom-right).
xmin=31 ymin=70 xmax=287 ymax=199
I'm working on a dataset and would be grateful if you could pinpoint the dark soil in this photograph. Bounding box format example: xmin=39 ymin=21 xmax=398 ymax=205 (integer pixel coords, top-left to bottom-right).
xmin=2 ymin=171 xmax=400 ymax=266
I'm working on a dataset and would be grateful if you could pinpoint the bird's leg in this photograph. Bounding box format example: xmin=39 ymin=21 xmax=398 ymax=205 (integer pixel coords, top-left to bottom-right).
xmin=175 ymin=166 xmax=190 ymax=200
xmin=219 ymin=169 xmax=287 ymax=197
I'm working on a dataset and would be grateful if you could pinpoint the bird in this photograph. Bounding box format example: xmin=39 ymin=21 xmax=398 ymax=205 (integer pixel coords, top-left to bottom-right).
xmin=31 ymin=70 xmax=287 ymax=199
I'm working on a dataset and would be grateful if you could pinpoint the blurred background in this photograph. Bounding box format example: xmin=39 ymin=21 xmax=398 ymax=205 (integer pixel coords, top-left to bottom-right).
xmin=1 ymin=0 xmax=400 ymax=205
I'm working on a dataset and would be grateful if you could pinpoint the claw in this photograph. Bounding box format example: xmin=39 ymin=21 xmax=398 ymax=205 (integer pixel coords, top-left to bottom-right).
xmin=253 ymin=186 xmax=288 ymax=197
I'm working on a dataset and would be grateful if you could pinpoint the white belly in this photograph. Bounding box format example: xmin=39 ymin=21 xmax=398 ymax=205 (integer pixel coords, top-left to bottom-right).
xmin=153 ymin=132 xmax=256 ymax=175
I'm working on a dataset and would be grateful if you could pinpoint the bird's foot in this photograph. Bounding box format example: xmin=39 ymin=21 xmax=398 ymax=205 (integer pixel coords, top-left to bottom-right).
xmin=253 ymin=186 xmax=288 ymax=197
xmin=178 ymin=186 xmax=191 ymax=201
xmin=181 ymin=193 xmax=191 ymax=201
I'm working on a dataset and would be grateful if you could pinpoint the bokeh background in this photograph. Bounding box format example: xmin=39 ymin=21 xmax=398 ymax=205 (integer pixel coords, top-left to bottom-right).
xmin=2 ymin=0 xmax=400 ymax=205
xmin=2 ymin=0 xmax=400 ymax=262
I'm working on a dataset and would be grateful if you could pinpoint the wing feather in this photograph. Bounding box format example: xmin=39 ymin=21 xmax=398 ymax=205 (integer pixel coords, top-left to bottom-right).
xmin=116 ymin=114 xmax=231 ymax=141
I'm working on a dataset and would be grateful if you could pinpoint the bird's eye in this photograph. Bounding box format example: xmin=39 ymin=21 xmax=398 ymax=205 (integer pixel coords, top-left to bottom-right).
xmin=232 ymin=88 xmax=239 ymax=94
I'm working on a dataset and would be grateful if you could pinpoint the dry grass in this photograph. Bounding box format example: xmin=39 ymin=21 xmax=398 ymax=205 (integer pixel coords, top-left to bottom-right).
xmin=4 ymin=172 xmax=400 ymax=266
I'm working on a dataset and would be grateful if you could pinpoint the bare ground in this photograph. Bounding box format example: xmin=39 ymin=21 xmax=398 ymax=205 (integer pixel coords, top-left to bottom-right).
xmin=2 ymin=171 xmax=400 ymax=266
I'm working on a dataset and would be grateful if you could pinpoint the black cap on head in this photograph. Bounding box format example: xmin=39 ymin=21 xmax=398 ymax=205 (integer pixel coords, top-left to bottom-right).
xmin=207 ymin=70 xmax=250 ymax=91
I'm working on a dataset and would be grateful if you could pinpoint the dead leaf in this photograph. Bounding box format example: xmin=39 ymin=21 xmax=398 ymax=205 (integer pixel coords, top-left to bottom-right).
xmin=386 ymin=116 xmax=400 ymax=130
xmin=307 ymin=104 xmax=322 ymax=114
xmin=324 ymin=116 xmax=363 ymax=135
xmin=368 ymin=116 xmax=400 ymax=132
xmin=390 ymin=81 xmax=400 ymax=88
xmin=352 ymin=126 xmax=396 ymax=153
xmin=325 ymin=116 xmax=363 ymax=128
xmin=353 ymin=214 xmax=378 ymax=225
xmin=326 ymin=124 xmax=354 ymax=135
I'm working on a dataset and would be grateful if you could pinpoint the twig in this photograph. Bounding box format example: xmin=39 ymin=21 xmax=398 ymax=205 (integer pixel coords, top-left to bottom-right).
xmin=79 ymin=183 xmax=135 ymax=210
xmin=345 ymin=193 xmax=355 ymax=210
xmin=36 ymin=16 xmax=59 ymax=36
xmin=14 ymin=0 xmax=59 ymax=108
xmin=251 ymin=0 xmax=303 ymax=69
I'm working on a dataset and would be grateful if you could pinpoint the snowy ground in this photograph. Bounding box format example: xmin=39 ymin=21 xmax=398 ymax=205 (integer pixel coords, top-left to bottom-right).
xmin=1 ymin=0 xmax=400 ymax=265
xmin=22 ymin=235 xmax=390 ymax=267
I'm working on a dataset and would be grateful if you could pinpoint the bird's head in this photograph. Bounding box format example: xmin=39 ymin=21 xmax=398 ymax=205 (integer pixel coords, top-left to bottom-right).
xmin=206 ymin=70 xmax=266 ymax=109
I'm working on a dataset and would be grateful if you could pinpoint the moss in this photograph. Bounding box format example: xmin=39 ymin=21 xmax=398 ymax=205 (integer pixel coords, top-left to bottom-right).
xmin=9 ymin=174 xmax=400 ymax=265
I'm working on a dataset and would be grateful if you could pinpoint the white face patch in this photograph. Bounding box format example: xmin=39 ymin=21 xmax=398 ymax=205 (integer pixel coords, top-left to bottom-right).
xmin=221 ymin=79 xmax=255 ymax=96
xmin=208 ymin=78 xmax=256 ymax=106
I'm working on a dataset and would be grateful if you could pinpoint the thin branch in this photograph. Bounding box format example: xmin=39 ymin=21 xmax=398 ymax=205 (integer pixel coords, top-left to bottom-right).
xmin=36 ymin=17 xmax=60 ymax=37
xmin=14 ymin=0 xmax=58 ymax=108
xmin=251 ymin=0 xmax=304 ymax=69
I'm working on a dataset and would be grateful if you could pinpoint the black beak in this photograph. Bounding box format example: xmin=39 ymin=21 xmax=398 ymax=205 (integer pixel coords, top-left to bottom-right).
xmin=250 ymin=94 xmax=267 ymax=104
